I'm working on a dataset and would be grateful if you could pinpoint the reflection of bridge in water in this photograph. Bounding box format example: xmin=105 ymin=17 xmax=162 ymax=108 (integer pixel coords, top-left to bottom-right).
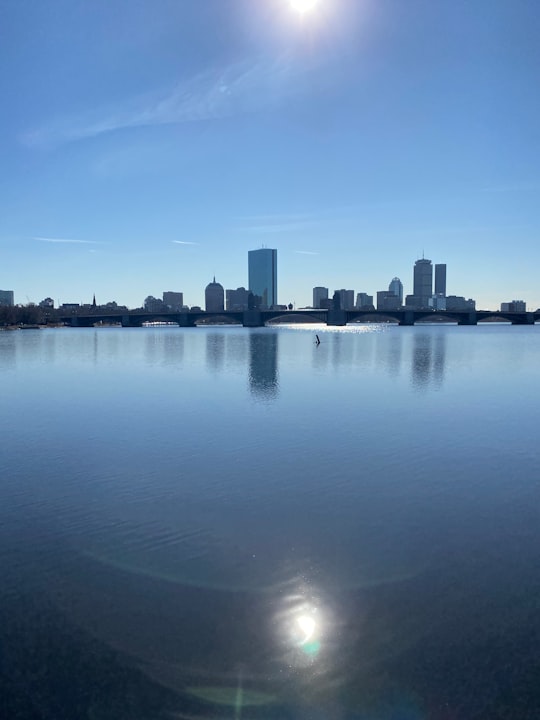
xmin=60 ymin=308 xmax=540 ymax=327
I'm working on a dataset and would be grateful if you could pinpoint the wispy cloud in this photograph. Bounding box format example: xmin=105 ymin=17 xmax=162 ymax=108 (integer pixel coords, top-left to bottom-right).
xmin=172 ymin=240 xmax=199 ymax=245
xmin=295 ymin=250 xmax=319 ymax=255
xmin=23 ymin=54 xmax=313 ymax=149
xmin=34 ymin=236 xmax=100 ymax=245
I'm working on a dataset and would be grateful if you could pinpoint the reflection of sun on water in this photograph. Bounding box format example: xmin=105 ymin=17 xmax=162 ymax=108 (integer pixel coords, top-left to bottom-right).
xmin=276 ymin=591 xmax=327 ymax=664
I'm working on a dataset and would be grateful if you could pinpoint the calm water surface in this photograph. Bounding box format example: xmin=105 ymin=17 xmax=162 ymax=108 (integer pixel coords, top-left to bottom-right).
xmin=1 ymin=324 xmax=539 ymax=719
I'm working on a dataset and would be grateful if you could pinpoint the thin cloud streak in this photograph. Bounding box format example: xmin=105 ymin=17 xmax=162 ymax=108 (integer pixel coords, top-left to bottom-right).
xmin=294 ymin=250 xmax=319 ymax=255
xmin=172 ymin=240 xmax=199 ymax=245
xmin=34 ymin=236 xmax=100 ymax=245
xmin=23 ymin=54 xmax=313 ymax=149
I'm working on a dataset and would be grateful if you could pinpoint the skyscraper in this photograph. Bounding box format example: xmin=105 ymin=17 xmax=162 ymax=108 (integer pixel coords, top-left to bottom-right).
xmin=163 ymin=291 xmax=184 ymax=311
xmin=0 ymin=290 xmax=14 ymax=306
xmin=413 ymin=259 xmax=433 ymax=308
xmin=205 ymin=277 xmax=224 ymax=312
xmin=313 ymin=287 xmax=328 ymax=309
xmin=248 ymin=248 xmax=277 ymax=309
xmin=226 ymin=287 xmax=250 ymax=311
xmin=334 ymin=289 xmax=355 ymax=310
xmin=435 ymin=264 xmax=447 ymax=296
xmin=388 ymin=277 xmax=403 ymax=304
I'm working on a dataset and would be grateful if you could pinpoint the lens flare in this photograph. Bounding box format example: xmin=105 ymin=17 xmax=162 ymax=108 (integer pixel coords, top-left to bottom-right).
xmin=290 ymin=0 xmax=320 ymax=14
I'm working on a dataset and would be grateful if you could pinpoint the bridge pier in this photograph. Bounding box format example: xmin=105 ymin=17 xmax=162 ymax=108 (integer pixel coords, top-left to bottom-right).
xmin=242 ymin=311 xmax=264 ymax=327
xmin=327 ymin=310 xmax=347 ymax=326
xmin=458 ymin=312 xmax=477 ymax=326
xmin=399 ymin=311 xmax=415 ymax=326
xmin=512 ymin=313 xmax=536 ymax=325
xmin=178 ymin=313 xmax=196 ymax=327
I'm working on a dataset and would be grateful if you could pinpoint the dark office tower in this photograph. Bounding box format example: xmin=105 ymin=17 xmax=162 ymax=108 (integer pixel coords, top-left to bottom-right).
xmin=205 ymin=277 xmax=224 ymax=312
xmin=435 ymin=264 xmax=447 ymax=296
xmin=413 ymin=258 xmax=433 ymax=308
xmin=388 ymin=277 xmax=403 ymax=304
xmin=248 ymin=248 xmax=277 ymax=308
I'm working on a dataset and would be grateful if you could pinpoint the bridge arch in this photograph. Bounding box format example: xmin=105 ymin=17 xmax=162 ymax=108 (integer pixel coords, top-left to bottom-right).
xmin=141 ymin=316 xmax=181 ymax=326
xmin=413 ymin=312 xmax=460 ymax=324
xmin=347 ymin=312 xmax=400 ymax=324
xmin=195 ymin=314 xmax=242 ymax=326
xmin=477 ymin=313 xmax=512 ymax=324
xmin=265 ymin=312 xmax=326 ymax=325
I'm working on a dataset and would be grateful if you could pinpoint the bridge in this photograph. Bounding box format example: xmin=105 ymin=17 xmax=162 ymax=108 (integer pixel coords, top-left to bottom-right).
xmin=56 ymin=308 xmax=540 ymax=327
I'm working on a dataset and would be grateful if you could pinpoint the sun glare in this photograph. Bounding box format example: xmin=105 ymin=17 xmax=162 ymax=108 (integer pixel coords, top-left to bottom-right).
xmin=290 ymin=0 xmax=320 ymax=14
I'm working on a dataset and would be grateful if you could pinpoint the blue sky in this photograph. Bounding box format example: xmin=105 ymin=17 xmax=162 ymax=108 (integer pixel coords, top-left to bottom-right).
xmin=1 ymin=0 xmax=538 ymax=309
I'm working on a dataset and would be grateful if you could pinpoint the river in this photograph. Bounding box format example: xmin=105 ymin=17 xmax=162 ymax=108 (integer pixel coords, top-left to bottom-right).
xmin=1 ymin=324 xmax=539 ymax=719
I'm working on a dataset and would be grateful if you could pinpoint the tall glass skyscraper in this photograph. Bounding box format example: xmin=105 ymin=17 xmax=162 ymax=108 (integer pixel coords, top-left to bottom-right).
xmin=413 ymin=259 xmax=433 ymax=308
xmin=435 ymin=264 xmax=447 ymax=296
xmin=248 ymin=248 xmax=277 ymax=309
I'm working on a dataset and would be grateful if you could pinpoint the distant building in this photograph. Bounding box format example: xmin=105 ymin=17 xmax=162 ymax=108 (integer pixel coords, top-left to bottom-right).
xmin=163 ymin=291 xmax=183 ymax=311
xmin=226 ymin=287 xmax=250 ymax=311
xmin=144 ymin=296 xmax=166 ymax=312
xmin=334 ymin=289 xmax=355 ymax=310
xmin=248 ymin=248 xmax=277 ymax=309
xmin=313 ymin=287 xmax=329 ymax=309
xmin=435 ymin=264 xmax=447 ymax=296
xmin=501 ymin=300 xmax=526 ymax=312
xmin=39 ymin=297 xmax=54 ymax=308
xmin=377 ymin=291 xmax=401 ymax=311
xmin=405 ymin=295 xmax=421 ymax=308
xmin=205 ymin=277 xmax=224 ymax=312
xmin=356 ymin=293 xmax=374 ymax=310
xmin=412 ymin=258 xmax=433 ymax=308
xmin=429 ymin=293 xmax=447 ymax=311
xmin=320 ymin=298 xmax=334 ymax=310
xmin=388 ymin=277 xmax=403 ymax=305
xmin=0 ymin=290 xmax=14 ymax=306
xmin=446 ymin=295 xmax=476 ymax=311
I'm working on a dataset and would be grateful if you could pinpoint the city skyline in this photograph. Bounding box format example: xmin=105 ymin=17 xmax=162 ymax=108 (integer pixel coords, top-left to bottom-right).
xmin=0 ymin=248 xmax=534 ymax=311
xmin=1 ymin=1 xmax=539 ymax=309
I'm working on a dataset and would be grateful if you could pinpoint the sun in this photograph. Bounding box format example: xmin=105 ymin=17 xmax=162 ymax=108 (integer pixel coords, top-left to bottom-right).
xmin=290 ymin=0 xmax=320 ymax=14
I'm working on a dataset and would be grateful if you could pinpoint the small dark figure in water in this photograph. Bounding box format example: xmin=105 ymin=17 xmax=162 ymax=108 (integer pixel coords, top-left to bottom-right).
xmin=315 ymin=334 xmax=320 ymax=345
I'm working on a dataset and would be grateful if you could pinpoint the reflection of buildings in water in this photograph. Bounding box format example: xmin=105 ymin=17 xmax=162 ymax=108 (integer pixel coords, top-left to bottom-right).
xmin=225 ymin=332 xmax=248 ymax=367
xmin=432 ymin=333 xmax=446 ymax=386
xmin=145 ymin=329 xmax=185 ymax=367
xmin=412 ymin=333 xmax=432 ymax=388
xmin=411 ymin=331 xmax=446 ymax=389
xmin=331 ymin=332 xmax=344 ymax=368
xmin=249 ymin=331 xmax=279 ymax=400
xmin=205 ymin=332 xmax=225 ymax=373
xmin=387 ymin=331 xmax=403 ymax=376
xmin=0 ymin=333 xmax=17 ymax=369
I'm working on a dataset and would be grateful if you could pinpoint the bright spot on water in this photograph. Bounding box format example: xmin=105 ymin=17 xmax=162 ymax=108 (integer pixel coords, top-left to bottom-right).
xmin=296 ymin=614 xmax=316 ymax=644
xmin=280 ymin=598 xmax=324 ymax=659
